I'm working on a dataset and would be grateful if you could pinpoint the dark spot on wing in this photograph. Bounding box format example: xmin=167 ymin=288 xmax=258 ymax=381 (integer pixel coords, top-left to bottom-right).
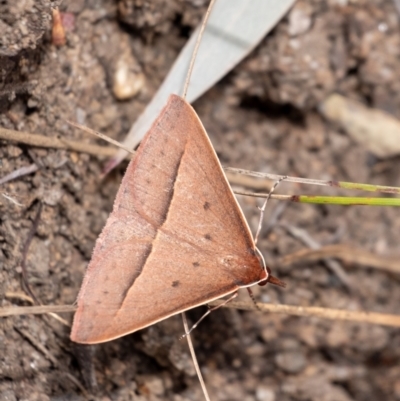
xmin=203 ymin=201 xmax=210 ymax=210
xmin=193 ymin=262 xmax=200 ymax=267
xmin=204 ymin=234 xmax=212 ymax=241
xmin=172 ymin=280 xmax=180 ymax=287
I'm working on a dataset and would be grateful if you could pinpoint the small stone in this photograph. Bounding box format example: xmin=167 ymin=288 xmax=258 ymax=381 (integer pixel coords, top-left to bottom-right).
xmin=27 ymin=98 xmax=39 ymax=108
xmin=256 ymin=386 xmax=276 ymax=401
xmin=138 ymin=375 xmax=165 ymax=396
xmin=76 ymin=107 xmax=86 ymax=125
xmin=275 ymin=350 xmax=306 ymax=374
xmin=27 ymin=238 xmax=50 ymax=278
xmin=7 ymin=145 xmax=23 ymax=158
xmin=112 ymin=49 xmax=145 ymax=100
xmin=1 ymin=389 xmax=17 ymax=401
xmin=168 ymin=340 xmax=196 ymax=376
xmin=288 ymin=1 xmax=313 ymax=36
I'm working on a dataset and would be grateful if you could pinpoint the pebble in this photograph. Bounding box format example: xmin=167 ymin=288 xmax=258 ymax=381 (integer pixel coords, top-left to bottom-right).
xmin=138 ymin=375 xmax=165 ymax=396
xmin=112 ymin=49 xmax=145 ymax=100
xmin=275 ymin=350 xmax=307 ymax=374
xmin=1 ymin=390 xmax=17 ymax=401
xmin=288 ymin=1 xmax=313 ymax=36
xmin=256 ymin=386 xmax=276 ymax=401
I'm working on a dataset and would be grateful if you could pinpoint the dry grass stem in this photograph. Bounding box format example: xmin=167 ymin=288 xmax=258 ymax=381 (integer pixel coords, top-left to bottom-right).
xmin=210 ymin=300 xmax=400 ymax=328
xmin=278 ymin=244 xmax=400 ymax=274
xmin=226 ymin=172 xmax=272 ymax=191
xmin=3 ymin=300 xmax=400 ymax=328
xmin=0 ymin=126 xmax=126 ymax=158
xmin=1 ymin=301 xmax=75 ymax=318
xmin=0 ymin=163 xmax=38 ymax=185
xmin=182 ymin=313 xmax=211 ymax=401
xmin=280 ymin=223 xmax=354 ymax=291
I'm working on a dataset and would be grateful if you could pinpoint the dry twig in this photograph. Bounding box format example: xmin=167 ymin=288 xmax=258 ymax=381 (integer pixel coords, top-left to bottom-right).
xmin=0 ymin=126 xmax=125 ymax=158
xmin=278 ymin=244 xmax=400 ymax=275
xmin=1 ymin=302 xmax=75 ymax=317
xmin=209 ymin=300 xmax=400 ymax=327
xmin=2 ymin=300 xmax=400 ymax=328
xmin=280 ymin=223 xmax=354 ymax=291
xmin=0 ymin=163 xmax=38 ymax=185
xmin=182 ymin=313 xmax=211 ymax=401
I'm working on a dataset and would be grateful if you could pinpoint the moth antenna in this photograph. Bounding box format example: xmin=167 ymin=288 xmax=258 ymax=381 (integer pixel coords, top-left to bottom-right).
xmin=182 ymin=0 xmax=217 ymax=100
xmin=66 ymin=120 xmax=135 ymax=155
xmin=254 ymin=176 xmax=288 ymax=245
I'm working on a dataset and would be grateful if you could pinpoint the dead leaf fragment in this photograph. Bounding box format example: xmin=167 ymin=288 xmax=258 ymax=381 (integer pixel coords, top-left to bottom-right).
xmin=320 ymin=93 xmax=400 ymax=158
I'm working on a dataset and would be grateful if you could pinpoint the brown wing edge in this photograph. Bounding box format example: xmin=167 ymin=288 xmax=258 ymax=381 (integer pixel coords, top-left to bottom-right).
xmin=179 ymin=95 xmax=261 ymax=263
xmin=70 ymin=97 xmax=184 ymax=344
xmin=75 ymin=286 xmax=241 ymax=344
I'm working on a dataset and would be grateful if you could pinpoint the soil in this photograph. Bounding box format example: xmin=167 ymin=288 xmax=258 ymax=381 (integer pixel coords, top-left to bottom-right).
xmin=1 ymin=1 xmax=400 ymax=400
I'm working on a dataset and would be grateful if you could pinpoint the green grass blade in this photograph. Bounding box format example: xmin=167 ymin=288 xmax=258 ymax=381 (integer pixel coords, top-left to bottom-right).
xmin=336 ymin=181 xmax=400 ymax=194
xmin=288 ymin=196 xmax=400 ymax=207
xmin=235 ymin=190 xmax=400 ymax=207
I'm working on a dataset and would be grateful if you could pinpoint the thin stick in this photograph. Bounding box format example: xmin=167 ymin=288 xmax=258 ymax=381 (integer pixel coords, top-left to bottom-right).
xmin=0 ymin=303 xmax=76 ymax=317
xmin=278 ymin=244 xmax=400 ymax=274
xmin=280 ymin=223 xmax=353 ymax=291
xmin=182 ymin=0 xmax=217 ymax=99
xmin=209 ymin=300 xmax=400 ymax=328
xmin=2 ymin=193 xmax=24 ymax=206
xmin=5 ymin=293 xmax=70 ymax=326
xmin=181 ymin=3 xmax=218 ymax=400
xmin=0 ymin=126 xmax=125 ymax=158
xmin=182 ymin=313 xmax=211 ymax=401
xmin=0 ymin=164 xmax=39 ymax=185
xmin=3 ymin=301 xmax=400 ymax=328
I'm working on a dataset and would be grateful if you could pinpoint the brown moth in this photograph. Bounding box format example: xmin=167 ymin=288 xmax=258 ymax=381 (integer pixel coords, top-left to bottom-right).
xmin=71 ymin=94 xmax=273 ymax=344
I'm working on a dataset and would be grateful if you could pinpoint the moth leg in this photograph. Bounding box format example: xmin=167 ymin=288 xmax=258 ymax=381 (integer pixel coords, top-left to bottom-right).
xmin=180 ymin=292 xmax=238 ymax=339
xmin=246 ymin=287 xmax=261 ymax=311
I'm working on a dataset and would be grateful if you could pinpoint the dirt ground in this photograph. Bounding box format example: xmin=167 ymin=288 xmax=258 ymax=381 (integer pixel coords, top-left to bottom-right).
xmin=1 ymin=0 xmax=400 ymax=400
